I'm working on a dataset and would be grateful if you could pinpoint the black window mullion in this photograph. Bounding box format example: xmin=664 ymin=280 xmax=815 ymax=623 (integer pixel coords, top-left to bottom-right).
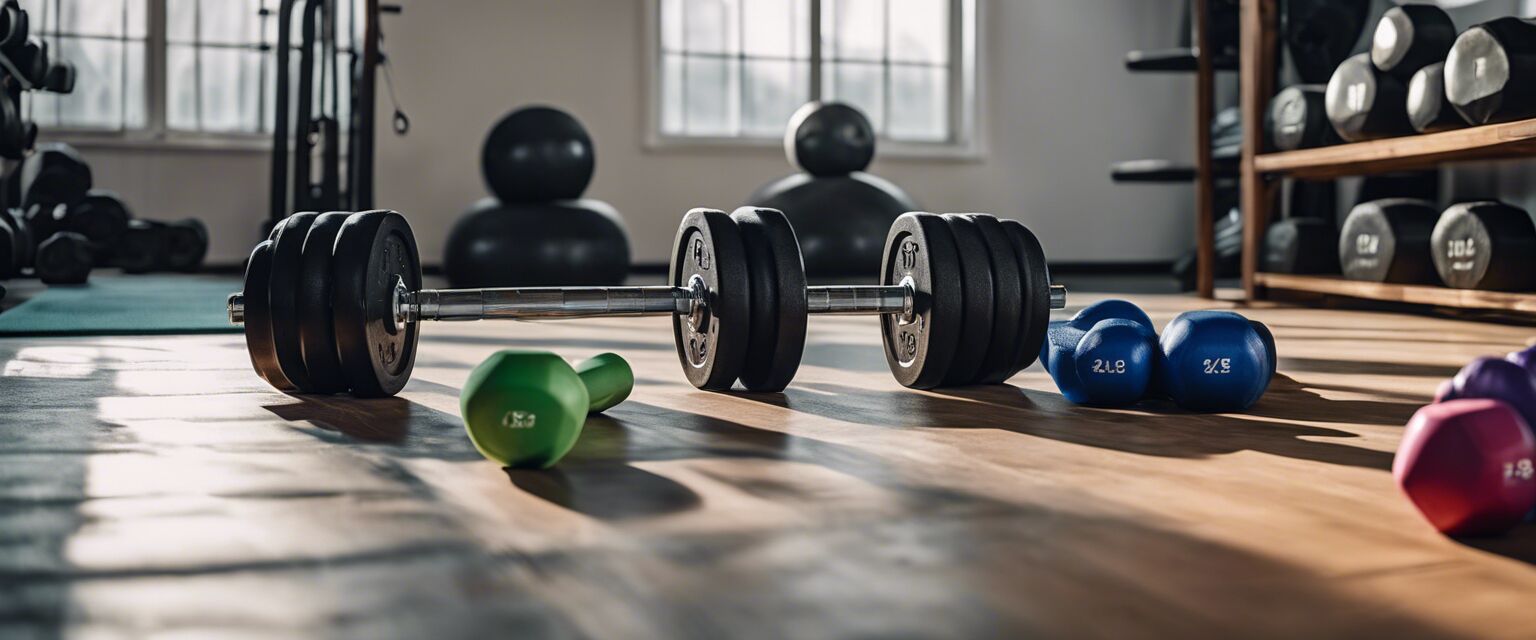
xmin=735 ymin=0 xmax=743 ymax=135
xmin=881 ymin=0 xmax=890 ymax=138
xmin=680 ymin=1 xmax=690 ymax=135
xmin=194 ymin=0 xmax=203 ymax=131
xmin=258 ymin=0 xmax=269 ymax=133
xmin=120 ymin=0 xmax=129 ymax=130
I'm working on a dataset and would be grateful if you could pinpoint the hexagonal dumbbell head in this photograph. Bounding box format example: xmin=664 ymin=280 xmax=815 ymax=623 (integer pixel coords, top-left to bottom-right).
xmin=1445 ymin=17 xmax=1536 ymax=126
xmin=20 ymin=142 xmax=91 ymax=209
xmin=461 ymin=351 xmax=632 ymax=469
xmin=1325 ymin=53 xmax=1413 ymax=142
xmin=1430 ymin=201 xmax=1536 ymax=292
xmin=42 ymin=61 xmax=74 ymax=94
xmin=1338 ymin=198 xmax=1438 ymax=284
xmin=34 ymin=231 xmax=91 ymax=285
xmin=1395 ymin=399 xmax=1536 ymax=536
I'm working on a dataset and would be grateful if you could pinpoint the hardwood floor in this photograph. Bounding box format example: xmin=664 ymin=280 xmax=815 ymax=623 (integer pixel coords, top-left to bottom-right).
xmin=1 ymin=292 xmax=1533 ymax=638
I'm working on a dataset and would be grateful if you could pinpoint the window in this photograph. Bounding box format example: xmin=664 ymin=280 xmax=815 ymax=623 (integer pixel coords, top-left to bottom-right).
xmin=22 ymin=0 xmax=148 ymax=131
xmin=653 ymin=0 xmax=976 ymax=152
xmin=22 ymin=0 xmax=362 ymax=139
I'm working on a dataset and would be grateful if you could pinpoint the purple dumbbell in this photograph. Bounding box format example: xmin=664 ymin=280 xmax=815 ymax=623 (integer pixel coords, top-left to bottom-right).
xmin=1440 ymin=357 xmax=1536 ymax=432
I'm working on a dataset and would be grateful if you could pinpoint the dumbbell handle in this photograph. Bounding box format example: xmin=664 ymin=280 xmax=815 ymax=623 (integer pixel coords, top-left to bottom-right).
xmin=227 ymin=282 xmax=1069 ymax=325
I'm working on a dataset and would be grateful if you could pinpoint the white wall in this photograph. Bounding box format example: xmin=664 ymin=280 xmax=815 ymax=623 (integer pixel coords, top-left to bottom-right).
xmin=55 ymin=0 xmax=1197 ymax=267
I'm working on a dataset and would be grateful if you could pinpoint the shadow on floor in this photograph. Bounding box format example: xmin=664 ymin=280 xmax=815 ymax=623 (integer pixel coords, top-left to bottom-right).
xmin=728 ymin=379 xmax=1397 ymax=472
xmin=507 ymin=416 xmax=703 ymax=521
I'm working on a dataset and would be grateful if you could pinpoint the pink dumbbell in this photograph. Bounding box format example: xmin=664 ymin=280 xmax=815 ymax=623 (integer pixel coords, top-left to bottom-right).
xmin=1394 ymin=399 xmax=1536 ymax=536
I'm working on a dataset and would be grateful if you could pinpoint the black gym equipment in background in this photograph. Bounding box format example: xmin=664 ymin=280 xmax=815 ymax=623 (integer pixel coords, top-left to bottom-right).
xmin=1282 ymin=0 xmax=1372 ymax=85
xmin=746 ymin=102 xmax=920 ymax=281
xmin=1430 ymin=201 xmax=1536 ymax=292
xmin=1445 ymin=16 xmax=1536 ymax=126
xmin=0 ymin=144 xmax=210 ymax=283
xmin=444 ymin=106 xmax=631 ymax=288
xmin=267 ymin=0 xmax=405 ymax=236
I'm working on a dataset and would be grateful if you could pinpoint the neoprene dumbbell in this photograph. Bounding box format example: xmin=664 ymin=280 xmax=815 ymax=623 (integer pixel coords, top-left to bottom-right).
xmin=460 ymin=351 xmax=633 ymax=469
xmin=1395 ymin=399 xmax=1536 ymax=536
xmin=1325 ymin=53 xmax=1414 ymax=142
xmin=1158 ymin=311 xmax=1275 ymax=412
xmin=1507 ymin=345 xmax=1536 ymax=374
xmin=1437 ymin=357 xmax=1536 ymax=429
xmin=1339 ymin=199 xmax=1438 ymax=284
xmin=1431 ymin=201 xmax=1536 ymax=292
xmin=1042 ymin=300 xmax=1159 ymax=407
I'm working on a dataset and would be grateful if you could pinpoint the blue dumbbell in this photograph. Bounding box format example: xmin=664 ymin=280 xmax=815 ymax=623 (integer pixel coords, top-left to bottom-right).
xmin=1043 ymin=300 xmax=1159 ymax=406
xmin=1158 ymin=310 xmax=1275 ymax=412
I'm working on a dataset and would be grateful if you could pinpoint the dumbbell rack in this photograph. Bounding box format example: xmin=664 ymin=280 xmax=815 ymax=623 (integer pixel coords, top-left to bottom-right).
xmin=1237 ymin=0 xmax=1536 ymax=317
xmin=1117 ymin=0 xmax=1230 ymax=299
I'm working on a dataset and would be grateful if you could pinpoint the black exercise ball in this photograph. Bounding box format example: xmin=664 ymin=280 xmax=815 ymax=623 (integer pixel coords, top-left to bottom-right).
xmin=444 ymin=198 xmax=630 ymax=288
xmin=747 ymin=173 xmax=919 ymax=280
xmin=481 ymin=106 xmax=595 ymax=204
xmin=787 ymin=102 xmax=875 ymax=178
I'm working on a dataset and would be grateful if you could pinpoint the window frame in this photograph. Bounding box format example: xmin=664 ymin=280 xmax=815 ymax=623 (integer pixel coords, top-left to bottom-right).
xmin=33 ymin=0 xmax=274 ymax=152
xmin=643 ymin=0 xmax=983 ymax=160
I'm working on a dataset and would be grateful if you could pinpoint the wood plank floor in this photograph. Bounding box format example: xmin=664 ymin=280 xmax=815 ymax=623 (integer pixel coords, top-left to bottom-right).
xmin=2 ymin=291 xmax=1534 ymax=638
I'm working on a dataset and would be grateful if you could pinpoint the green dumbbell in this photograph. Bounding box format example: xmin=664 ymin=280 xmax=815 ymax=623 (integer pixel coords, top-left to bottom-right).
xmin=461 ymin=351 xmax=633 ymax=469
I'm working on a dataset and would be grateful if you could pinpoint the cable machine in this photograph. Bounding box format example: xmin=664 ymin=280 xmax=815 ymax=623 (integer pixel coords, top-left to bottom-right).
xmin=267 ymin=0 xmax=404 ymax=236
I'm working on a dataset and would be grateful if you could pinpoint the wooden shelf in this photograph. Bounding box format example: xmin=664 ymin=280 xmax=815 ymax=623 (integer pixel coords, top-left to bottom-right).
xmin=1255 ymin=273 xmax=1536 ymax=314
xmin=1253 ymin=117 xmax=1536 ymax=179
xmin=1238 ymin=0 xmax=1536 ymax=311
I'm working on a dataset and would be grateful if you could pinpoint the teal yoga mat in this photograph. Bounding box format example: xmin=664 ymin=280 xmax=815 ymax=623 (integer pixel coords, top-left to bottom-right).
xmin=0 ymin=275 xmax=242 ymax=336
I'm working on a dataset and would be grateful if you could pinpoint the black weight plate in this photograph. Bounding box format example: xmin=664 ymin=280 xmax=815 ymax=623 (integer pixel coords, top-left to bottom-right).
xmin=296 ymin=211 xmax=351 ymax=394
xmin=731 ymin=207 xmax=807 ymax=392
xmin=880 ymin=213 xmax=963 ymax=390
xmin=966 ymin=214 xmax=1023 ymax=385
xmin=241 ymin=240 xmax=296 ymax=391
xmin=670 ymin=208 xmax=751 ymax=391
xmin=332 ymin=210 xmax=421 ymax=398
xmin=268 ymin=212 xmax=318 ymax=392
xmin=1002 ymin=220 xmax=1051 ymax=376
xmin=939 ymin=214 xmax=995 ymax=386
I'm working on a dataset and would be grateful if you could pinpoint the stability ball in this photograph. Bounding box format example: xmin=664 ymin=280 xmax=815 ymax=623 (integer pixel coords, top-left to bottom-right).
xmin=447 ymin=105 xmax=631 ymax=287
xmin=788 ymin=102 xmax=876 ymax=177
xmin=444 ymin=198 xmax=630 ymax=288
xmin=481 ymin=105 xmax=595 ymax=203
xmin=747 ymin=102 xmax=920 ymax=280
